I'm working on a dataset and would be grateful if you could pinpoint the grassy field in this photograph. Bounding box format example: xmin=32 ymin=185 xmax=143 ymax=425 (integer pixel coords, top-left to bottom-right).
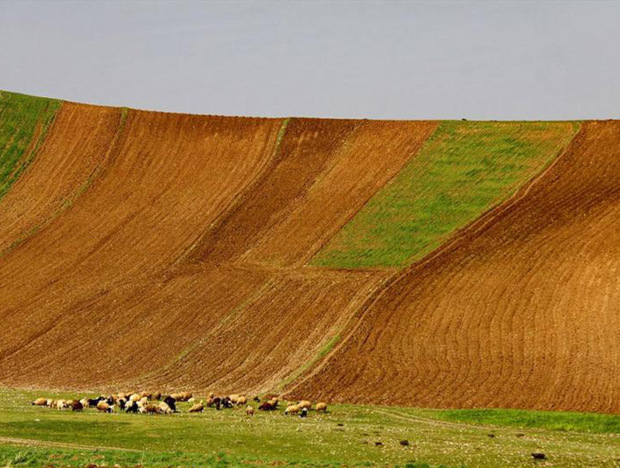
xmin=311 ymin=121 xmax=579 ymax=268
xmin=0 ymin=91 xmax=60 ymax=200
xmin=1 ymin=388 xmax=619 ymax=467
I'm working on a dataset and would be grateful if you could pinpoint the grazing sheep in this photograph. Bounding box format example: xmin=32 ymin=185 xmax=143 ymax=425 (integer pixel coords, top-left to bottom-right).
xmin=125 ymin=401 xmax=139 ymax=413
xmin=189 ymin=401 xmax=204 ymax=413
xmin=46 ymin=399 xmax=55 ymax=408
xmin=187 ymin=397 xmax=195 ymax=404
xmin=163 ymin=395 xmax=177 ymax=412
xmin=87 ymin=397 xmax=105 ymax=408
xmin=171 ymin=392 xmax=192 ymax=402
xmin=158 ymin=402 xmax=173 ymax=414
xmin=246 ymin=406 xmax=255 ymax=416
xmin=258 ymin=401 xmax=276 ymax=411
xmin=96 ymin=401 xmax=113 ymax=413
xmin=315 ymin=402 xmax=328 ymax=412
xmin=284 ymin=405 xmax=300 ymax=415
xmin=298 ymin=400 xmax=312 ymax=410
xmin=229 ymin=394 xmax=240 ymax=404
xmin=32 ymin=398 xmax=47 ymax=406
xmin=237 ymin=396 xmax=248 ymax=406
xmin=118 ymin=398 xmax=127 ymax=410
xmin=79 ymin=398 xmax=89 ymax=408
xmin=299 ymin=408 xmax=308 ymax=418
xmin=129 ymin=393 xmax=141 ymax=402
xmin=71 ymin=400 xmax=83 ymax=412
xmin=253 ymin=396 xmax=261 ymax=403
xmin=145 ymin=404 xmax=160 ymax=414
xmin=56 ymin=400 xmax=67 ymax=410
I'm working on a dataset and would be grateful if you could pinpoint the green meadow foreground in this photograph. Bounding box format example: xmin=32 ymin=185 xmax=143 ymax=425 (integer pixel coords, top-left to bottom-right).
xmin=1 ymin=390 xmax=620 ymax=467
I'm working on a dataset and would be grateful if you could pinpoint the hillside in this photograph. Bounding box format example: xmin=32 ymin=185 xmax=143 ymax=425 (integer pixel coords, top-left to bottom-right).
xmin=0 ymin=90 xmax=618 ymax=413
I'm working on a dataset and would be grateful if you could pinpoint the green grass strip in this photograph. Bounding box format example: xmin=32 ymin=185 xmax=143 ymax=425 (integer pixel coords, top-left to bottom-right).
xmin=423 ymin=407 xmax=620 ymax=434
xmin=0 ymin=91 xmax=61 ymax=201
xmin=311 ymin=120 xmax=580 ymax=268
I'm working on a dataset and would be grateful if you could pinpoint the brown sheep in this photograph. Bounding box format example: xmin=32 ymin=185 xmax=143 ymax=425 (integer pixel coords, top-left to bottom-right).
xmin=298 ymin=400 xmax=312 ymax=410
xmin=145 ymin=404 xmax=160 ymax=414
xmin=189 ymin=401 xmax=204 ymax=413
xmin=96 ymin=401 xmax=113 ymax=413
xmin=246 ymin=405 xmax=255 ymax=416
xmin=71 ymin=400 xmax=83 ymax=412
xmin=284 ymin=405 xmax=300 ymax=415
xmin=315 ymin=402 xmax=328 ymax=412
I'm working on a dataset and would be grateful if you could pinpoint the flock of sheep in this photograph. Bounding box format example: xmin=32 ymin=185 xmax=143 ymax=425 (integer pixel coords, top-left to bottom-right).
xmin=31 ymin=391 xmax=328 ymax=418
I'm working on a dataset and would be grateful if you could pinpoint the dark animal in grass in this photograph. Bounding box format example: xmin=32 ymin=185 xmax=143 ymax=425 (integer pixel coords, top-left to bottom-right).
xmin=71 ymin=400 xmax=83 ymax=412
xmin=258 ymin=401 xmax=277 ymax=411
xmin=207 ymin=397 xmax=221 ymax=408
xmin=118 ymin=398 xmax=127 ymax=410
xmin=299 ymin=408 xmax=308 ymax=418
xmin=532 ymin=453 xmax=547 ymax=460
xmin=87 ymin=396 xmax=105 ymax=408
xmin=253 ymin=396 xmax=261 ymax=403
xmin=163 ymin=395 xmax=177 ymax=412
xmin=125 ymin=401 xmax=139 ymax=413
xmin=221 ymin=397 xmax=234 ymax=409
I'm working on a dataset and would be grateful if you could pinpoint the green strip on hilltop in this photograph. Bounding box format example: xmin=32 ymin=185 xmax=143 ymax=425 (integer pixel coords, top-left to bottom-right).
xmin=0 ymin=91 xmax=61 ymax=201
xmin=311 ymin=120 xmax=580 ymax=269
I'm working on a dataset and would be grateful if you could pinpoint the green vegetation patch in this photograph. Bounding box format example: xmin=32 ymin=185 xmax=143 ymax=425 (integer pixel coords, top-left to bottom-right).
xmin=424 ymin=407 xmax=620 ymax=434
xmin=2 ymin=388 xmax=620 ymax=467
xmin=311 ymin=121 xmax=580 ymax=268
xmin=0 ymin=91 xmax=60 ymax=201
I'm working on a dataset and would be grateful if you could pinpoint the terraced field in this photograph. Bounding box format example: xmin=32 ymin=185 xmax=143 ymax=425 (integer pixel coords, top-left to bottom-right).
xmin=0 ymin=90 xmax=618 ymax=418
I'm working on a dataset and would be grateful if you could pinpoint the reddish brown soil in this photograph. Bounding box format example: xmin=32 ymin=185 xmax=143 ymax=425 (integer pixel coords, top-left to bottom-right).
xmin=0 ymin=105 xmax=436 ymax=394
xmin=0 ymin=109 xmax=284 ymax=386
xmin=289 ymin=121 xmax=620 ymax=414
xmin=0 ymin=103 xmax=123 ymax=254
xmin=187 ymin=118 xmax=360 ymax=265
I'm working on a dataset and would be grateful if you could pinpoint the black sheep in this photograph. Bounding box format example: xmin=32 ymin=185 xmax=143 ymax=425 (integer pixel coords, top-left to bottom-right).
xmin=87 ymin=396 xmax=105 ymax=407
xmin=163 ymin=395 xmax=177 ymax=412
xmin=125 ymin=401 xmax=139 ymax=413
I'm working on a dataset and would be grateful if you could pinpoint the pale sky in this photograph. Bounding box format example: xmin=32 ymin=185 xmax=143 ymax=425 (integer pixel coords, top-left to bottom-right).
xmin=1 ymin=0 xmax=618 ymax=120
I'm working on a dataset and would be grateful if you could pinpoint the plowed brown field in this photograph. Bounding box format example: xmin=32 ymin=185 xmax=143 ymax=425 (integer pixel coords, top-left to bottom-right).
xmin=0 ymin=101 xmax=436 ymax=395
xmin=0 ymin=103 xmax=123 ymax=255
xmin=1 ymin=92 xmax=618 ymax=414
xmin=289 ymin=121 xmax=620 ymax=414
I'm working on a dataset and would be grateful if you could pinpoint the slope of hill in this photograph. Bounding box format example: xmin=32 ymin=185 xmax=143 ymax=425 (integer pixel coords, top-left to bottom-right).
xmin=0 ymin=90 xmax=617 ymax=414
